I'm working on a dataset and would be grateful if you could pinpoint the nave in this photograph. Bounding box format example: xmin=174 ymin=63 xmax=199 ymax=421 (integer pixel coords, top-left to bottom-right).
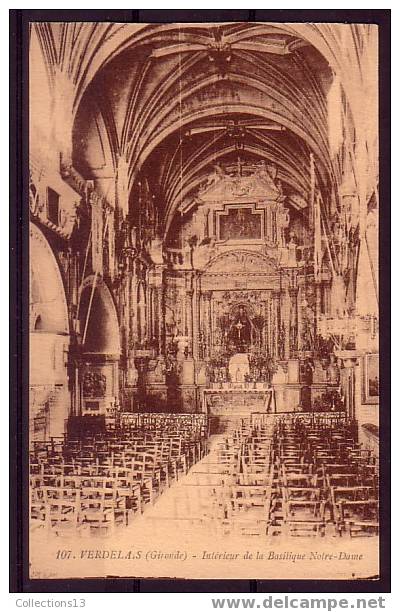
xmin=30 ymin=412 xmax=378 ymax=542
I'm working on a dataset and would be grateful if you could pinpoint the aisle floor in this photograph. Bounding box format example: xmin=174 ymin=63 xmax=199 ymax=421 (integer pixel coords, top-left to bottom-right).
xmin=30 ymin=432 xmax=379 ymax=579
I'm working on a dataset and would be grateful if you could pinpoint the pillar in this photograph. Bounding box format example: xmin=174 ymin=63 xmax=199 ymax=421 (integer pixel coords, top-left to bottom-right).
xmin=297 ymin=283 xmax=303 ymax=352
xmin=288 ymin=287 xmax=299 ymax=357
xmin=185 ymin=286 xmax=194 ymax=355
xmin=282 ymin=288 xmax=291 ymax=359
xmin=192 ymin=273 xmax=200 ymax=360
xmin=272 ymin=290 xmax=281 ymax=358
xmin=203 ymin=291 xmax=213 ymax=358
xmin=315 ymin=281 xmax=322 ymax=339
xmin=155 ymin=285 xmax=164 ymax=355
xmin=338 ymin=353 xmax=359 ymax=420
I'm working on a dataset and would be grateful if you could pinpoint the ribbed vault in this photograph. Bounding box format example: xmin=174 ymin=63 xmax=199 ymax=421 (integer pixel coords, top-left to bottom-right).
xmin=31 ymin=22 xmax=377 ymax=238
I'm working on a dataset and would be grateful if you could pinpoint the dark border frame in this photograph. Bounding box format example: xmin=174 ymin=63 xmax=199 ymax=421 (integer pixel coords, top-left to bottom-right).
xmin=10 ymin=8 xmax=391 ymax=594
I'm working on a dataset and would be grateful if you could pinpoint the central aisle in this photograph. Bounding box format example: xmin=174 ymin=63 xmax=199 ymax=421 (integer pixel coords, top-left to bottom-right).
xmin=29 ymin=420 xmax=379 ymax=580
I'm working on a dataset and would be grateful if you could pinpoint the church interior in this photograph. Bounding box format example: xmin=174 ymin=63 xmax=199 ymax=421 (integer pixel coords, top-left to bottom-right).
xmin=29 ymin=22 xmax=380 ymax=553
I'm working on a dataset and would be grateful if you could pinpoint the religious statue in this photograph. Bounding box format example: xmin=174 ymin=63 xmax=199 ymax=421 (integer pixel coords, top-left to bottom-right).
xmin=228 ymin=305 xmax=252 ymax=352
xmin=192 ymin=235 xmax=216 ymax=269
xmin=176 ymin=336 xmax=189 ymax=361
xmin=278 ymin=323 xmax=286 ymax=360
xmin=257 ymin=161 xmax=284 ymax=199
xmin=302 ymin=358 xmax=314 ymax=385
xmin=194 ymin=205 xmax=209 ymax=241
xmin=201 ymin=163 xmax=225 ymax=193
xmin=126 ymin=352 xmax=139 ymax=386
xmin=149 ymin=234 xmax=163 ymax=265
xmin=153 ymin=357 xmax=166 ymax=383
xmin=213 ymin=162 xmax=226 ymax=180
xmin=234 ymin=365 xmax=244 ymax=382
xmin=326 ymin=354 xmax=340 ymax=386
xmin=277 ymin=204 xmax=290 ymax=246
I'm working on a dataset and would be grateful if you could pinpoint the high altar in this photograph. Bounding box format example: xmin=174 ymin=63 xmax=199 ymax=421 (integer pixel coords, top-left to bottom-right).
xmin=129 ymin=161 xmax=331 ymax=416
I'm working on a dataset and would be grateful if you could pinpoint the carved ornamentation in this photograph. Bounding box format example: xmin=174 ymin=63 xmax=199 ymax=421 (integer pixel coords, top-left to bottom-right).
xmin=206 ymin=250 xmax=277 ymax=274
xmin=82 ymin=371 xmax=107 ymax=398
xmin=198 ymin=161 xmax=285 ymax=203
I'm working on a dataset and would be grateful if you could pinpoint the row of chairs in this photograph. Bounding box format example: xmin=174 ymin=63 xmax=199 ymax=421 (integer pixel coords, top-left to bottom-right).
xmin=196 ymin=415 xmax=378 ymax=538
xmin=30 ymin=415 xmax=208 ymax=535
xmin=273 ymin=419 xmax=378 ymax=537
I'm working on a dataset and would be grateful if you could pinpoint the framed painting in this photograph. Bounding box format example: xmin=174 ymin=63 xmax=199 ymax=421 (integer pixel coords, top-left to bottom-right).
xmin=217 ymin=205 xmax=263 ymax=241
xmin=363 ymin=353 xmax=379 ymax=404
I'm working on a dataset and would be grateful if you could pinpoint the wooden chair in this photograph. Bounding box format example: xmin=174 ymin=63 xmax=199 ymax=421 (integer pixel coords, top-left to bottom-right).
xmin=227 ymin=484 xmax=274 ymax=536
xmin=282 ymin=498 xmax=326 ymax=537
xmin=335 ymin=499 xmax=379 ymax=537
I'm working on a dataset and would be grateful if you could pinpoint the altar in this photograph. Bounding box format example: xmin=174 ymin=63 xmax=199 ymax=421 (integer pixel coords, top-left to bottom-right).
xmin=202 ymin=385 xmax=276 ymax=416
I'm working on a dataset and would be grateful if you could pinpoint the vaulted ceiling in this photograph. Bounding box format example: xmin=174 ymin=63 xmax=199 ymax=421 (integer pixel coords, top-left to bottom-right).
xmin=32 ymin=22 xmax=378 ymax=238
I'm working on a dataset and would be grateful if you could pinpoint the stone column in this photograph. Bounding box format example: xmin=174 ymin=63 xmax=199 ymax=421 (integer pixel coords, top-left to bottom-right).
xmin=315 ymin=281 xmax=322 ymax=338
xmin=203 ymin=291 xmax=213 ymax=358
xmin=261 ymin=299 xmax=267 ymax=352
xmin=282 ymin=288 xmax=291 ymax=359
xmin=148 ymin=287 xmax=154 ymax=343
xmin=155 ymin=285 xmax=164 ymax=355
xmin=267 ymin=295 xmax=273 ymax=356
xmin=337 ymin=352 xmax=359 ymax=420
xmin=198 ymin=291 xmax=204 ymax=360
xmin=288 ymin=287 xmax=299 ymax=357
xmin=146 ymin=282 xmax=152 ymax=345
xmin=272 ymin=290 xmax=281 ymax=358
xmin=335 ymin=350 xmax=359 ymax=419
xmin=123 ymin=252 xmax=137 ymax=390
xmin=185 ymin=287 xmax=194 ymax=355
xmin=297 ymin=283 xmax=303 ymax=352
xmin=192 ymin=272 xmax=201 ymax=360
xmin=146 ymin=264 xmax=164 ymax=356
xmin=130 ymin=258 xmax=138 ymax=347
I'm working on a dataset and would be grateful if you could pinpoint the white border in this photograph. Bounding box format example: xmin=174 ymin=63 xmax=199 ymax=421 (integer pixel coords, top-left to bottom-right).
xmin=3 ymin=3 xmax=396 ymax=608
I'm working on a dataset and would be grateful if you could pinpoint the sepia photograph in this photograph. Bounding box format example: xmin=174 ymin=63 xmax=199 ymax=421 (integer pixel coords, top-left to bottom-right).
xmin=25 ymin=16 xmax=383 ymax=583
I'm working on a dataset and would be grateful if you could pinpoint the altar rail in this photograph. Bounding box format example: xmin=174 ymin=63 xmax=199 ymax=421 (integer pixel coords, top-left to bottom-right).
xmin=250 ymin=411 xmax=349 ymax=428
xmin=119 ymin=412 xmax=208 ymax=433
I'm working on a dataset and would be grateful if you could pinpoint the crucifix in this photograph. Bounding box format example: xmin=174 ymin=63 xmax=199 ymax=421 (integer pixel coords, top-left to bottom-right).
xmin=235 ymin=319 xmax=244 ymax=340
